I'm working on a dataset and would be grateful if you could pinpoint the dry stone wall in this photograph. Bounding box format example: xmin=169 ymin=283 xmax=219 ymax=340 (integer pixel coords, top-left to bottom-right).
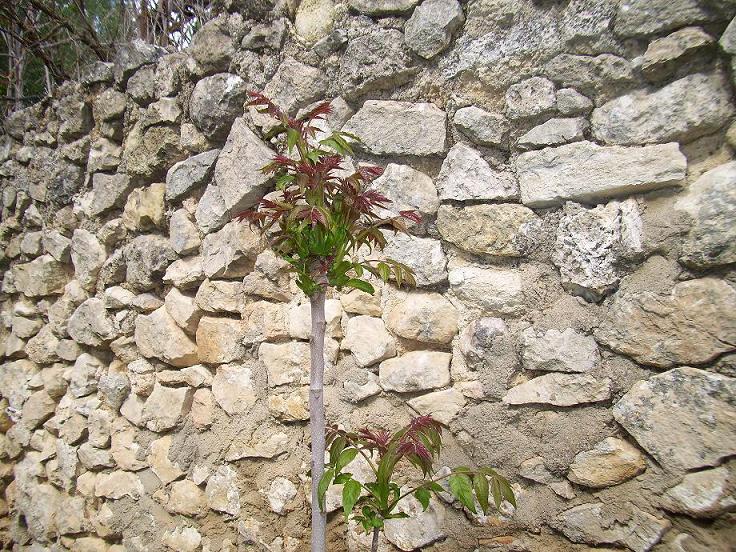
xmin=1 ymin=0 xmax=736 ymax=550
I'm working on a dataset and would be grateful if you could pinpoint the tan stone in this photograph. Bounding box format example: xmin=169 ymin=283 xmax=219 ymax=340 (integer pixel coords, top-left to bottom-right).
xmin=148 ymin=435 xmax=184 ymax=485
xmin=340 ymin=288 xmax=382 ymax=316
xmin=122 ymin=183 xmax=166 ymax=230
xmin=406 ymin=388 xmax=465 ymax=425
xmin=164 ymin=288 xmax=203 ymax=335
xmin=95 ymin=470 xmax=144 ymax=500
xmin=268 ymin=387 xmax=310 ymax=421
xmin=379 ymin=351 xmax=452 ymax=393
xmin=385 ymin=292 xmax=458 ymax=344
xmin=342 ymin=315 xmax=396 ymax=367
xmin=134 ymin=307 xmax=199 ymax=367
xmin=168 ymin=480 xmax=206 ymax=517
xmin=190 ymin=388 xmax=215 ymax=429
xmin=196 ymin=316 xmax=247 ymax=364
xmin=567 ymin=437 xmax=646 ymax=488
xmin=141 ymin=383 xmax=194 ymax=432
xmin=211 ymin=363 xmax=257 ymax=415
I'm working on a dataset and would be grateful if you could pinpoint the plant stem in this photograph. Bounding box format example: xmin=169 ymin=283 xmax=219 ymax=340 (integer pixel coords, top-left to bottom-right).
xmin=371 ymin=527 xmax=380 ymax=552
xmin=310 ymin=290 xmax=327 ymax=552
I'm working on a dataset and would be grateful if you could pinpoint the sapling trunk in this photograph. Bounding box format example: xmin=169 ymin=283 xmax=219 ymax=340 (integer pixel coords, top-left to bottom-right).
xmin=310 ymin=290 xmax=327 ymax=552
xmin=371 ymin=527 xmax=380 ymax=552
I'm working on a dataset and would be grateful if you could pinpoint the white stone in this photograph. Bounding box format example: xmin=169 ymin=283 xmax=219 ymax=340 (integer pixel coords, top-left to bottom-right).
xmin=342 ymin=315 xmax=396 ymax=367
xmin=449 ymin=266 xmax=524 ymax=315
xmin=264 ymin=477 xmax=298 ymax=515
xmin=521 ymin=328 xmax=600 ymax=373
xmin=135 ymin=307 xmax=199 ymax=367
xmin=436 ymin=143 xmax=518 ymax=201
xmin=503 ymin=373 xmax=611 ymax=406
xmin=379 ymin=351 xmax=452 ymax=393
xmin=211 ymin=363 xmax=257 ymax=415
xmin=407 ymin=388 xmax=465 ymax=425
xmin=385 ymin=292 xmax=458 ymax=344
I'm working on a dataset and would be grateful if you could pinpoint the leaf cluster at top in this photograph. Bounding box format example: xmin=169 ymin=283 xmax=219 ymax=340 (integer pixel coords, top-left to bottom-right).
xmin=236 ymin=92 xmax=420 ymax=297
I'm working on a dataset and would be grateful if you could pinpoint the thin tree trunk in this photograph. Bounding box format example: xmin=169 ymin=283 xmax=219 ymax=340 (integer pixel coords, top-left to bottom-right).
xmin=371 ymin=527 xmax=380 ymax=552
xmin=310 ymin=290 xmax=327 ymax=552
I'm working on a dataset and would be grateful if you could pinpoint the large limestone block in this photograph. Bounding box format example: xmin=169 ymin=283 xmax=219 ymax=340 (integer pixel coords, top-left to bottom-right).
xmin=196 ymin=316 xmax=247 ymax=364
xmin=613 ymin=367 xmax=736 ymax=473
xmin=134 ymin=306 xmax=199 ymax=367
xmin=212 ymin=363 xmax=257 ymax=415
xmin=516 ymin=141 xmax=686 ymax=208
xmin=614 ymin=0 xmax=719 ymax=37
xmin=189 ymin=73 xmax=247 ymax=140
xmin=12 ymin=255 xmax=70 ymax=297
xmin=89 ymin=173 xmax=134 ymax=216
xmin=384 ymin=494 xmax=446 ymax=551
xmin=453 ymin=106 xmax=509 ymax=148
xmin=213 ymin=117 xmax=274 ymax=214
xmin=142 ymin=383 xmax=193 ymax=432
xmin=263 ymin=58 xmax=328 ymax=115
xmin=95 ymin=470 xmax=144 ymax=500
xmin=663 ymin=466 xmax=736 ymax=518
xmin=381 ymin=233 xmax=447 ymax=286
xmin=567 ymin=437 xmax=646 ymax=488
xmin=379 ymin=351 xmax=452 ymax=393
xmin=595 ymin=278 xmax=736 ymax=368
xmin=166 ymin=149 xmax=219 ymax=201
xmin=521 ymin=328 xmax=600 ymax=373
xmin=435 ymin=143 xmax=518 ymax=201
xmin=407 ymin=388 xmax=465 ymax=425
xmin=259 ymin=341 xmax=310 ymax=386
xmin=342 ymin=315 xmax=396 ymax=367
xmin=404 ymin=0 xmax=464 ymax=59
xmin=437 ymin=203 xmax=538 ymax=257
xmin=122 ymin=183 xmax=166 ymax=230
xmin=67 ymin=298 xmax=118 ymax=347
xmin=675 ymin=161 xmax=736 ymax=268
xmin=71 ymin=230 xmax=106 ymax=291
xmin=505 ymin=76 xmax=556 ymax=120
xmin=206 ymin=465 xmax=240 ymax=515
xmin=591 ymin=73 xmax=734 ymax=145
xmin=201 ymin=221 xmax=261 ymax=278
xmin=385 ymin=292 xmax=458 ymax=344
xmin=448 ymin=266 xmax=524 ymax=315
xmin=342 ymin=100 xmax=446 ymax=156
xmin=124 ymin=235 xmax=178 ymax=291
xmin=503 ymin=373 xmax=611 ymax=407
xmin=369 ymin=163 xmax=440 ymax=220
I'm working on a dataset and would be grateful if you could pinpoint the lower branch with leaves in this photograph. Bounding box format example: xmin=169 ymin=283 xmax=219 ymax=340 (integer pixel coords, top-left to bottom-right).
xmin=320 ymin=416 xmax=516 ymax=552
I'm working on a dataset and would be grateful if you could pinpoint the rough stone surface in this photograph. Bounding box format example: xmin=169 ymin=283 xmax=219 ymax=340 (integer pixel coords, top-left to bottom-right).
xmin=135 ymin=306 xmax=198 ymax=367
xmin=407 ymin=388 xmax=465 ymax=425
xmin=503 ymin=373 xmax=611 ymax=407
xmin=263 ymin=58 xmax=328 ymax=115
xmin=381 ymin=233 xmax=447 ymax=286
xmin=438 ymin=203 xmax=538 ymax=257
xmin=342 ymin=316 xmax=396 ymax=367
xmin=11 ymin=255 xmax=70 ymax=297
xmin=385 ymin=292 xmax=458 ymax=344
xmin=369 ymin=163 xmax=440 ymax=221
xmin=521 ymin=328 xmax=599 ymax=373
xmin=517 ymin=117 xmax=588 ymax=150
xmin=612 ymin=367 xmax=736 ymax=473
xmin=384 ymin=495 xmax=446 ymax=551
xmin=342 ymin=100 xmax=446 ymax=156
xmin=592 ymin=73 xmax=734 ymax=145
xmin=614 ymin=0 xmax=718 ymax=37
xmin=142 ymin=383 xmax=193 ymax=432
xmin=453 ymin=106 xmax=509 ymax=147
xmin=379 ymin=351 xmax=452 ymax=393
xmin=567 ymin=437 xmax=646 ymax=488
xmin=190 ymin=74 xmax=247 ymax=140
xmin=675 ymin=161 xmax=736 ymax=268
xmin=211 ymin=363 xmax=256 ymax=415
xmin=642 ymin=27 xmax=715 ymax=81
xmin=404 ymin=0 xmax=464 ymax=59
xmin=448 ymin=266 xmax=524 ymax=315
xmin=596 ymin=278 xmax=736 ymax=368
xmin=663 ymin=466 xmax=736 ymax=518
xmin=516 ymin=141 xmax=687 ymax=208
xmin=196 ymin=316 xmax=247 ymax=364
xmin=505 ymin=77 xmax=556 ymax=119
xmin=165 ymin=149 xmax=219 ymax=201
xmin=436 ymin=143 xmax=518 ymax=201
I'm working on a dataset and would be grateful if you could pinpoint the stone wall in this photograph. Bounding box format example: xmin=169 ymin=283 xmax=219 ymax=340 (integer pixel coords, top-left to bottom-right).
xmin=1 ymin=0 xmax=735 ymax=550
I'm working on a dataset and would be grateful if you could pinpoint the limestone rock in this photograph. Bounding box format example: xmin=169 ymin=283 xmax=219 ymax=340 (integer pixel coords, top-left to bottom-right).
xmin=517 ymin=117 xmax=588 ymax=150
xmin=113 ymin=39 xmax=165 ymax=84
xmin=259 ymin=341 xmax=310 ymax=387
xmin=124 ymin=235 xmax=178 ymax=291
xmin=438 ymin=203 xmax=538 ymax=257
xmin=348 ymin=0 xmax=419 ymax=14
xmin=675 ymin=161 xmax=736 ymax=268
xmin=503 ymin=373 xmax=611 ymax=407
xmin=122 ymin=120 xmax=184 ymax=181
xmin=95 ymin=470 xmax=144 ymax=500
xmin=379 ymin=351 xmax=452 ymax=393
xmin=436 ymin=143 xmax=518 ymax=201
xmin=505 ymin=77 xmax=556 ymax=119
xmin=381 ymin=233 xmax=447 ymax=286
xmin=453 ymin=106 xmax=509 ymax=147
xmin=67 ymin=298 xmax=118 ymax=347
xmin=516 ymin=141 xmax=686 ymax=208
xmin=614 ymin=0 xmax=718 ymax=37
xmin=554 ymin=502 xmax=670 ymax=551
xmin=544 ymin=53 xmax=635 ymax=102
xmin=343 ymin=369 xmax=382 ymax=403
xmin=148 ymin=435 xmax=184 ymax=485
xmin=191 ymin=388 xmax=214 ymax=429
xmin=242 ymin=300 xmax=288 ymax=343
xmin=369 ymin=163 xmax=440 ymax=221
xmin=268 ymin=387 xmax=310 ymax=421
xmin=135 ymin=306 xmax=199 ymax=367
xmin=213 ymin=117 xmax=274 ymax=213
xmin=385 ymin=292 xmax=458 ymax=344
xmin=642 ymin=27 xmax=715 ymax=81
xmin=142 ymin=383 xmax=193 ymax=432
xmin=721 ymin=16 xmax=736 ymax=54
xmin=404 ymin=0 xmax=464 ymax=59
xmin=195 ymin=279 xmax=244 ymax=313
xmin=190 ymin=74 xmax=247 ymax=140
xmin=21 ymin=391 xmax=56 ymax=429
xmin=521 ymin=328 xmax=599 ymax=373
xmin=122 ymin=183 xmax=165 ymax=230
xmin=70 ymin=352 xmax=104 ymax=397
xmin=264 ymin=477 xmax=297 ymax=515
xmin=340 ymin=288 xmax=382 ymax=317
xmin=164 ymin=256 xmax=205 ymax=290
xmin=339 ymin=30 xmax=416 ymax=98
xmin=295 ymin=1 xmax=332 ymax=44
xmin=78 ymin=443 xmax=114 ymax=470
xmin=556 ymin=88 xmax=593 ymax=116
xmin=212 ymin=363 xmax=257 ymax=415
xmin=592 ymin=73 xmax=734 ymax=145
xmin=167 ymin=480 xmax=206 ymax=517
xmin=342 ymin=315 xmax=396 ymax=367
xmin=158 ymin=365 xmax=212 ymax=388
xmin=196 ymin=316 xmax=246 ymax=364
xmin=189 ymin=16 xmax=233 ymax=73
xmin=342 ymin=100 xmax=446 ymax=156
xmin=70 ymin=230 xmax=106 ymax=291
xmin=663 ymin=466 xmax=736 ymax=518
xmin=264 ymin=58 xmax=328 ymax=115
xmin=448 ymin=266 xmax=524 ymax=315
xmin=553 ymin=199 xmax=643 ymax=302
xmin=89 ymin=173 xmax=134 ymax=216
xmin=12 ymin=255 xmax=70 ymax=297
xmin=165 ymin=288 xmax=202 ymax=335
xmin=93 ymin=89 xmax=126 ymax=122
xmin=568 ymin=437 xmax=646 ymax=488
xmin=166 ymin=149 xmax=219 ymax=201
xmin=384 ymin=494 xmax=446 ymax=551
xmin=226 ymin=430 xmax=289 ymax=460
xmin=407 ymin=388 xmax=465 ymax=425
xmin=169 ymin=209 xmax=202 ymax=255
xmin=595 ymin=278 xmax=736 ymax=368
xmin=206 ymin=465 xmax=240 ymax=516
xmin=613 ymin=367 xmax=736 ymax=473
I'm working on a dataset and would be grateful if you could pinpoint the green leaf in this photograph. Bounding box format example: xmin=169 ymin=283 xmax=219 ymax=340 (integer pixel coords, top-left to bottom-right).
xmin=334 ymin=472 xmax=353 ymax=484
xmin=490 ymin=477 xmax=501 ymax=508
xmin=376 ymin=262 xmax=391 ymax=282
xmin=449 ymin=473 xmax=477 ymax=514
xmin=329 ymin=436 xmax=346 ymax=466
xmin=425 ymin=482 xmax=446 ymax=494
xmin=345 ymin=279 xmax=375 ymax=294
xmin=336 ymin=448 xmax=359 ymax=473
xmin=500 ymin=478 xmax=516 ymax=508
xmin=318 ymin=468 xmax=334 ymax=511
xmin=473 ymin=474 xmax=490 ymax=514
xmin=342 ymin=478 xmax=362 ymax=519
xmin=414 ymin=487 xmax=431 ymax=511
xmin=286 ymin=128 xmax=299 ymax=152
